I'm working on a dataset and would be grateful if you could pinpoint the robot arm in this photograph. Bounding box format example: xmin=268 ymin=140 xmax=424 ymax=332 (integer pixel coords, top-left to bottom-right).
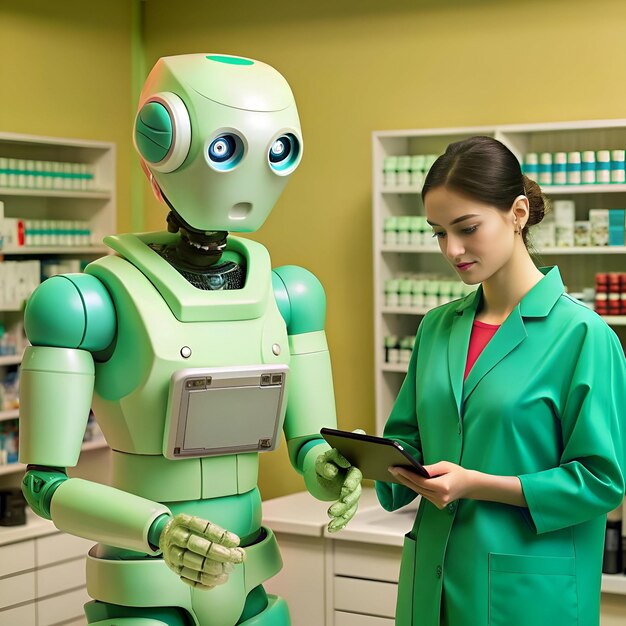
xmin=273 ymin=266 xmax=362 ymax=529
xmin=19 ymin=274 xmax=170 ymax=554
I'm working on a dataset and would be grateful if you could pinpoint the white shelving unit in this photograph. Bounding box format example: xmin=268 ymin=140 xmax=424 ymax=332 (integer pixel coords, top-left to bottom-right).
xmin=0 ymin=132 xmax=116 ymax=475
xmin=373 ymin=120 xmax=626 ymax=436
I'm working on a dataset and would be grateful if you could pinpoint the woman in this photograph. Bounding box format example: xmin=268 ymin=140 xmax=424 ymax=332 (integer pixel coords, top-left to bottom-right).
xmin=376 ymin=136 xmax=625 ymax=626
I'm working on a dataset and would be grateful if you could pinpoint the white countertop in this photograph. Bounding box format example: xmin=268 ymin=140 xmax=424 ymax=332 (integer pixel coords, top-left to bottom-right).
xmin=262 ymin=487 xmax=416 ymax=547
xmin=0 ymin=511 xmax=57 ymax=546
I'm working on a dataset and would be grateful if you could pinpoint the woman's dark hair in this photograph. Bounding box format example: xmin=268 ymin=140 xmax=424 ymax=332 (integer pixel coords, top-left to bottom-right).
xmin=422 ymin=136 xmax=546 ymax=246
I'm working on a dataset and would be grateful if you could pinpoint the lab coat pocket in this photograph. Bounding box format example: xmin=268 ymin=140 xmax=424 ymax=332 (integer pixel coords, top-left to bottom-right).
xmin=395 ymin=532 xmax=416 ymax=626
xmin=488 ymin=553 xmax=578 ymax=626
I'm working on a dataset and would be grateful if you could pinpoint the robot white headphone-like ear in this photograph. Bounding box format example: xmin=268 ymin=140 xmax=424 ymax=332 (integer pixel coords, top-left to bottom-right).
xmin=134 ymin=92 xmax=191 ymax=173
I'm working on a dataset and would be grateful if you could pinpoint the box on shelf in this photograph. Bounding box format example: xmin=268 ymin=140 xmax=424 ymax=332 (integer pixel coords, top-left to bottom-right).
xmin=589 ymin=209 xmax=610 ymax=246
xmin=608 ymin=209 xmax=626 ymax=246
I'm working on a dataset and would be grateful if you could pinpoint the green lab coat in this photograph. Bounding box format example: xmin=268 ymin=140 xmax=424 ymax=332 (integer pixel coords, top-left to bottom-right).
xmin=376 ymin=267 xmax=625 ymax=626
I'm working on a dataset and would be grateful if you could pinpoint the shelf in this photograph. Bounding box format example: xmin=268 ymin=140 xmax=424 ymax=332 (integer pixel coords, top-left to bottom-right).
xmin=381 ymin=244 xmax=440 ymax=253
xmin=381 ymin=184 xmax=626 ymax=196
xmin=0 ymin=245 xmax=108 ymax=256
xmin=536 ymin=246 xmax=626 ymax=255
xmin=0 ymin=409 xmax=19 ymax=422
xmin=601 ymin=573 xmax=626 ymax=595
xmin=541 ymin=184 xmax=626 ymax=195
xmin=0 ymin=438 xmax=108 ymax=476
xmin=381 ymin=362 xmax=409 ymax=373
xmin=381 ymin=244 xmax=626 ymax=255
xmin=381 ymin=186 xmax=422 ymax=194
xmin=383 ymin=306 xmax=434 ymax=315
xmin=0 ymin=187 xmax=111 ymax=200
xmin=0 ymin=354 xmax=22 ymax=366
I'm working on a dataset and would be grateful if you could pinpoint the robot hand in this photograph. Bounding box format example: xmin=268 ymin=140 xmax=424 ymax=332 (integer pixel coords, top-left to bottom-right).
xmin=159 ymin=513 xmax=246 ymax=590
xmin=316 ymin=430 xmax=364 ymax=533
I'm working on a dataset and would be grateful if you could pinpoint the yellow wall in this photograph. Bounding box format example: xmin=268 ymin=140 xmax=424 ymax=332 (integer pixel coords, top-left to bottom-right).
xmin=141 ymin=0 xmax=626 ymax=499
xmin=0 ymin=0 xmax=135 ymax=233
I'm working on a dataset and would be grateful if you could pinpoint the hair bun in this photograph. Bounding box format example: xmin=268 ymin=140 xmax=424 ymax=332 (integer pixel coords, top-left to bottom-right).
xmin=522 ymin=175 xmax=546 ymax=227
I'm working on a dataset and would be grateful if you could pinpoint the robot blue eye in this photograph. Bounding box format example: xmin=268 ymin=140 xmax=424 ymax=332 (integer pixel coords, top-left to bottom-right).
xmin=269 ymin=137 xmax=291 ymax=163
xmin=207 ymin=133 xmax=244 ymax=170
xmin=268 ymin=134 xmax=300 ymax=173
xmin=209 ymin=135 xmax=237 ymax=162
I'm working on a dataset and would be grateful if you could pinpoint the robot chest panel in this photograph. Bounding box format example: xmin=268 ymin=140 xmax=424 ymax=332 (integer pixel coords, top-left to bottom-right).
xmin=93 ymin=287 xmax=289 ymax=455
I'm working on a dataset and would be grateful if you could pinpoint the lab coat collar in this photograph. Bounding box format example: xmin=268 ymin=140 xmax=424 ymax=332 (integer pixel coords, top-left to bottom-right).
xmin=449 ymin=266 xmax=563 ymax=414
xmin=453 ymin=266 xmax=564 ymax=318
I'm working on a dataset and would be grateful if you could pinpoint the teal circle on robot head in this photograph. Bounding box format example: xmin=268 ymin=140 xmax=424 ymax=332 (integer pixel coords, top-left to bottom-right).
xmin=268 ymin=133 xmax=300 ymax=174
xmin=135 ymin=101 xmax=173 ymax=163
xmin=206 ymin=54 xmax=254 ymax=66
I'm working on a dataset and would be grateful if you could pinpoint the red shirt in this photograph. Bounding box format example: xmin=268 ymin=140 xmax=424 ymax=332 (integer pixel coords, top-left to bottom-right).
xmin=464 ymin=320 xmax=500 ymax=381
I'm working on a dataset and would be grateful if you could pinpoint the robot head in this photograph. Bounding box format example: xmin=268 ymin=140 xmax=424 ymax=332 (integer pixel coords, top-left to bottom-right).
xmin=134 ymin=54 xmax=303 ymax=233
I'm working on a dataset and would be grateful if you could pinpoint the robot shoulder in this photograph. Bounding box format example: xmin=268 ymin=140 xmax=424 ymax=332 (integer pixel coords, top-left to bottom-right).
xmin=272 ymin=265 xmax=326 ymax=335
xmin=24 ymin=273 xmax=116 ymax=351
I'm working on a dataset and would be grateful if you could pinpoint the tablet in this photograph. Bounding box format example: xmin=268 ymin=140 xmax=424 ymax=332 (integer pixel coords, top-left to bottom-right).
xmin=320 ymin=428 xmax=429 ymax=484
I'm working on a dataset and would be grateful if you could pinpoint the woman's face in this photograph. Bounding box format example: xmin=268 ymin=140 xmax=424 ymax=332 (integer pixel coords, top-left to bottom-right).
xmin=424 ymin=186 xmax=516 ymax=285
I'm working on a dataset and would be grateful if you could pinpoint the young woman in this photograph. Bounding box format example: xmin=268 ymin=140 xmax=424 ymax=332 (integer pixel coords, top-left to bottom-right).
xmin=376 ymin=136 xmax=626 ymax=626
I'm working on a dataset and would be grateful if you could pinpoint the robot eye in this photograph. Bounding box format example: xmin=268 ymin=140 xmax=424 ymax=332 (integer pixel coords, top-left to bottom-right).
xmin=268 ymin=134 xmax=301 ymax=173
xmin=207 ymin=133 xmax=245 ymax=170
xmin=269 ymin=136 xmax=292 ymax=163
xmin=209 ymin=135 xmax=237 ymax=162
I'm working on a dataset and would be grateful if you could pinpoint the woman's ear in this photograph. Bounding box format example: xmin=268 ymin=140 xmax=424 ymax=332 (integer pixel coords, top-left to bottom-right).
xmin=512 ymin=194 xmax=530 ymax=228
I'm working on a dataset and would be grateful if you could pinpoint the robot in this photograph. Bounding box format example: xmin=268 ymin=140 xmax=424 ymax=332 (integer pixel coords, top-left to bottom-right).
xmin=18 ymin=54 xmax=362 ymax=626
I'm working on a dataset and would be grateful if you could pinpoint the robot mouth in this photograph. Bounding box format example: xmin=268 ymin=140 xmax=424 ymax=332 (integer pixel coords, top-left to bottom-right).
xmin=229 ymin=202 xmax=253 ymax=220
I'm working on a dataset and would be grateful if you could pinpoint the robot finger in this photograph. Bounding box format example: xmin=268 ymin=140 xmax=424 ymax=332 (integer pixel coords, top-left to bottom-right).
xmin=339 ymin=482 xmax=362 ymax=508
xmin=340 ymin=476 xmax=363 ymax=501
xmin=202 ymin=522 xmax=241 ymax=548
xmin=315 ymin=453 xmax=338 ymax=479
xmin=200 ymin=572 xmax=229 ymax=587
xmin=327 ymin=500 xmax=348 ymax=517
xmin=205 ymin=544 xmax=245 ymax=565
xmin=201 ymin=559 xmax=225 ymax=576
xmin=180 ymin=576 xmax=216 ymax=590
xmin=328 ymin=448 xmax=351 ymax=469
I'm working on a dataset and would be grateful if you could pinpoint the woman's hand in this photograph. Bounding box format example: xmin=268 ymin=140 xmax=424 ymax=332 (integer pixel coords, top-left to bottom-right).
xmin=389 ymin=461 xmax=475 ymax=510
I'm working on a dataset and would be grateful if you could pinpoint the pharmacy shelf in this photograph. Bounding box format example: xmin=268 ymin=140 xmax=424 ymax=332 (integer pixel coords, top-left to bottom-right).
xmin=602 ymin=573 xmax=626 ymax=596
xmin=537 ymin=246 xmax=626 ymax=255
xmin=542 ymin=184 xmax=626 ymax=195
xmin=381 ymin=362 xmax=409 ymax=373
xmin=383 ymin=306 xmax=434 ymax=315
xmin=0 ymin=409 xmax=19 ymax=422
xmin=0 ymin=438 xmax=108 ymax=476
xmin=0 ymin=354 xmax=22 ymax=366
xmin=1 ymin=245 xmax=108 ymax=256
xmin=381 ymin=244 xmax=626 ymax=255
xmin=381 ymin=184 xmax=626 ymax=195
xmin=373 ymin=120 xmax=626 ymax=435
xmin=0 ymin=187 xmax=111 ymax=200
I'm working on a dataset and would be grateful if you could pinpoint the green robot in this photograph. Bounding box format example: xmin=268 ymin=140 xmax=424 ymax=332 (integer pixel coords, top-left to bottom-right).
xmin=18 ymin=54 xmax=362 ymax=626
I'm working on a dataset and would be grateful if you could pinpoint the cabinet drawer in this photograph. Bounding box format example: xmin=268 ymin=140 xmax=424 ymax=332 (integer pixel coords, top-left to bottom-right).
xmin=334 ymin=541 xmax=402 ymax=582
xmin=37 ymin=558 xmax=87 ymax=598
xmin=334 ymin=577 xmax=397 ymax=618
xmin=0 ymin=539 xmax=35 ymax=577
xmin=36 ymin=533 xmax=94 ymax=567
xmin=335 ymin=611 xmax=395 ymax=626
xmin=37 ymin=587 xmax=90 ymax=626
xmin=0 ymin=602 xmax=36 ymax=626
xmin=0 ymin=571 xmax=36 ymax=609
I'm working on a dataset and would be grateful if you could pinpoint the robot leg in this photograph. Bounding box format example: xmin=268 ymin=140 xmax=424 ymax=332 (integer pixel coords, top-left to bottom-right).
xmin=237 ymin=594 xmax=290 ymax=625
